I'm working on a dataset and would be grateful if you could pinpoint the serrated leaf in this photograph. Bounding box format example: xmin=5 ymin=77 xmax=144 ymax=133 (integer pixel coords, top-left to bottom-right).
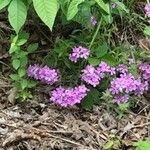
xmin=12 ymin=59 xmax=20 ymax=70
xmin=27 ymin=43 xmax=38 ymax=53
xmin=8 ymin=0 xmax=27 ymax=34
xmin=0 ymin=0 xmax=11 ymax=10
xmin=33 ymin=0 xmax=59 ymax=31
xmin=9 ymin=44 xmax=20 ymax=54
xmin=67 ymin=0 xmax=85 ymax=20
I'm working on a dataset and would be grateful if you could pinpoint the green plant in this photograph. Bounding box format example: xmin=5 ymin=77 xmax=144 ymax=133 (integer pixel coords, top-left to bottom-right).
xmin=9 ymin=32 xmax=37 ymax=100
xmin=134 ymin=140 xmax=150 ymax=150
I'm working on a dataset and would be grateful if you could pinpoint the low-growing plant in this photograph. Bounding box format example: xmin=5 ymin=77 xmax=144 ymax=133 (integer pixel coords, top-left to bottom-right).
xmin=9 ymin=32 xmax=37 ymax=100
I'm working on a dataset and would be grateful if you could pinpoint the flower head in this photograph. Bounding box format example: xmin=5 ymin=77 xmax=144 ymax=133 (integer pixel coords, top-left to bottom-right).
xmin=116 ymin=64 xmax=128 ymax=75
xmin=27 ymin=65 xmax=59 ymax=85
xmin=145 ymin=4 xmax=150 ymax=17
xmin=81 ymin=65 xmax=100 ymax=87
xmin=69 ymin=46 xmax=90 ymax=63
xmin=90 ymin=16 xmax=97 ymax=26
xmin=50 ymin=85 xmax=89 ymax=107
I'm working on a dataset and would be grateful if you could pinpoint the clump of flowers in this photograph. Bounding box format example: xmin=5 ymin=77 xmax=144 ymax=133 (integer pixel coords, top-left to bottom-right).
xmin=145 ymin=3 xmax=150 ymax=17
xmin=96 ymin=61 xmax=116 ymax=77
xmin=110 ymin=73 xmax=148 ymax=104
xmin=69 ymin=46 xmax=90 ymax=63
xmin=81 ymin=65 xmax=100 ymax=87
xmin=90 ymin=16 xmax=97 ymax=26
xmin=116 ymin=64 xmax=128 ymax=75
xmin=81 ymin=62 xmax=115 ymax=87
xmin=50 ymin=85 xmax=89 ymax=107
xmin=27 ymin=64 xmax=59 ymax=85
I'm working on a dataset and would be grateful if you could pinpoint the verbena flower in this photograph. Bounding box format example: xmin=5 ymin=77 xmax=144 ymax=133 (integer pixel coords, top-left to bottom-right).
xmin=38 ymin=66 xmax=59 ymax=85
xmin=139 ymin=62 xmax=150 ymax=81
xmin=50 ymin=85 xmax=89 ymax=107
xmin=116 ymin=64 xmax=128 ymax=75
xmin=110 ymin=73 xmax=148 ymax=104
xmin=27 ymin=64 xmax=40 ymax=80
xmin=96 ymin=61 xmax=116 ymax=78
xmin=112 ymin=3 xmax=116 ymax=9
xmin=145 ymin=4 xmax=150 ymax=17
xmin=27 ymin=65 xmax=59 ymax=85
xmin=113 ymin=94 xmax=129 ymax=104
xmin=81 ymin=65 xmax=100 ymax=87
xmin=90 ymin=16 xmax=97 ymax=26
xmin=69 ymin=46 xmax=90 ymax=63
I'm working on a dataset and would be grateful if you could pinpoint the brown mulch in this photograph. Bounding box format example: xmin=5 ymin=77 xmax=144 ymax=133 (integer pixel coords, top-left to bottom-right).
xmin=0 ymin=76 xmax=150 ymax=150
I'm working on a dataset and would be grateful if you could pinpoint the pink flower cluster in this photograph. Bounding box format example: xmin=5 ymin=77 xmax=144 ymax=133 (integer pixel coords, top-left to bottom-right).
xmin=145 ymin=4 xmax=150 ymax=17
xmin=27 ymin=64 xmax=59 ymax=85
xmin=69 ymin=46 xmax=90 ymax=63
xmin=50 ymin=85 xmax=89 ymax=107
xmin=110 ymin=73 xmax=148 ymax=104
xmin=81 ymin=62 xmax=115 ymax=87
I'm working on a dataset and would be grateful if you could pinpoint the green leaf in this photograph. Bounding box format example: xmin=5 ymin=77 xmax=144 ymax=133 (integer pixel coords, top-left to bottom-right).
xmin=144 ymin=26 xmax=150 ymax=36
xmin=12 ymin=59 xmax=20 ymax=70
xmin=103 ymin=140 xmax=114 ymax=150
xmin=9 ymin=44 xmax=20 ymax=54
xmin=94 ymin=43 xmax=108 ymax=58
xmin=67 ymin=0 xmax=85 ymax=20
xmin=94 ymin=0 xmax=110 ymax=14
xmin=134 ymin=140 xmax=150 ymax=150
xmin=27 ymin=80 xmax=37 ymax=88
xmin=18 ymin=68 xmax=26 ymax=77
xmin=10 ymin=74 xmax=20 ymax=81
xmin=27 ymin=43 xmax=38 ymax=53
xmin=88 ymin=57 xmax=100 ymax=66
xmin=17 ymin=39 xmax=27 ymax=46
xmin=102 ymin=54 xmax=117 ymax=66
xmin=21 ymin=79 xmax=28 ymax=90
xmin=81 ymin=88 xmax=100 ymax=110
xmin=112 ymin=0 xmax=129 ymax=13
xmin=8 ymin=0 xmax=27 ymax=33
xmin=33 ymin=0 xmax=59 ymax=31
xmin=0 ymin=0 xmax=11 ymax=10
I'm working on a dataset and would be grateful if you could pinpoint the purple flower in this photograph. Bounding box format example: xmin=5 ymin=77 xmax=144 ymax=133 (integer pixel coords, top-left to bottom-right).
xmin=81 ymin=65 xmax=100 ymax=87
xmin=27 ymin=65 xmax=59 ymax=85
xmin=96 ymin=61 xmax=116 ymax=78
xmin=145 ymin=4 xmax=150 ymax=17
xmin=110 ymin=73 xmax=148 ymax=104
xmin=90 ymin=16 xmax=97 ymax=26
xmin=50 ymin=85 xmax=89 ymax=107
xmin=112 ymin=3 xmax=117 ymax=9
xmin=38 ymin=66 xmax=59 ymax=85
xmin=116 ymin=64 xmax=128 ymax=75
xmin=139 ymin=62 xmax=150 ymax=81
xmin=113 ymin=94 xmax=129 ymax=104
xmin=69 ymin=46 xmax=90 ymax=63
xmin=27 ymin=64 xmax=40 ymax=80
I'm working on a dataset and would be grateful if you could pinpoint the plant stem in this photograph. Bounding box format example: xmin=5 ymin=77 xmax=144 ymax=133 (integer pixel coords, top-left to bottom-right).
xmin=89 ymin=18 xmax=102 ymax=49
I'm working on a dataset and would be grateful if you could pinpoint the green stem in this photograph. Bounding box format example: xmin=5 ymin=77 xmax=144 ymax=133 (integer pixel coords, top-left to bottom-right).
xmin=89 ymin=18 xmax=102 ymax=49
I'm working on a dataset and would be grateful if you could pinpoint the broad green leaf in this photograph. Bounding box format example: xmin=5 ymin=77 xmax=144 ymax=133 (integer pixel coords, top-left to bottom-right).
xmin=144 ymin=26 xmax=150 ymax=36
xmin=33 ymin=0 xmax=59 ymax=31
xmin=0 ymin=0 xmax=11 ymax=10
xmin=18 ymin=68 xmax=26 ymax=77
xmin=8 ymin=0 xmax=27 ymax=33
xmin=88 ymin=57 xmax=100 ymax=66
xmin=67 ymin=0 xmax=85 ymax=20
xmin=103 ymin=140 xmax=114 ymax=150
xmin=10 ymin=74 xmax=20 ymax=81
xmin=17 ymin=39 xmax=27 ymax=46
xmin=134 ymin=140 xmax=150 ymax=150
xmin=94 ymin=0 xmax=110 ymax=14
xmin=27 ymin=43 xmax=38 ymax=53
xmin=21 ymin=79 xmax=28 ymax=90
xmin=9 ymin=44 xmax=20 ymax=54
xmin=12 ymin=59 xmax=20 ymax=70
